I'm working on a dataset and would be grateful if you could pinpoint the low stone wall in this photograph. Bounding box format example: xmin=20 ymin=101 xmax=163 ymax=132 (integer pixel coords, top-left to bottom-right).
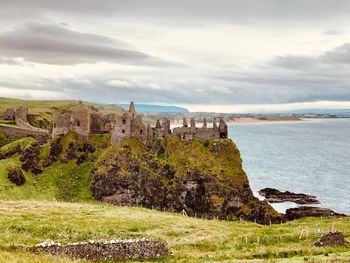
xmin=15 ymin=118 xmax=50 ymax=134
xmin=0 ymin=125 xmax=50 ymax=143
xmin=32 ymin=239 xmax=169 ymax=260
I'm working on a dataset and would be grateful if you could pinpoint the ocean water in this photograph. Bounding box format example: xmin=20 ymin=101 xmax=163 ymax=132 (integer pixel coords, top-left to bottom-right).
xmin=228 ymin=119 xmax=350 ymax=214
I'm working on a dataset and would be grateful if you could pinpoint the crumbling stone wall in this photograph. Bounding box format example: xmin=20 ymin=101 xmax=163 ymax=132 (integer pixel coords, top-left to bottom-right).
xmin=53 ymin=102 xmax=110 ymax=141
xmin=91 ymin=112 xmax=109 ymax=133
xmin=71 ymin=105 xmax=91 ymax=139
xmin=110 ymin=102 xmax=228 ymax=144
xmin=1 ymin=107 xmax=28 ymax=122
xmin=15 ymin=106 xmax=28 ymax=123
xmin=1 ymin=108 xmax=15 ymax=120
xmin=34 ymin=239 xmax=169 ymax=261
xmin=0 ymin=125 xmax=49 ymax=143
xmin=110 ymin=102 xmax=147 ymax=144
xmin=163 ymin=117 xmax=227 ymax=141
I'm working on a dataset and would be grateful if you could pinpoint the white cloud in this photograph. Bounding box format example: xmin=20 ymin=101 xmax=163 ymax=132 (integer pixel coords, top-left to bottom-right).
xmin=107 ymin=79 xmax=133 ymax=87
xmin=185 ymin=101 xmax=350 ymax=113
xmin=0 ymin=86 xmax=67 ymax=99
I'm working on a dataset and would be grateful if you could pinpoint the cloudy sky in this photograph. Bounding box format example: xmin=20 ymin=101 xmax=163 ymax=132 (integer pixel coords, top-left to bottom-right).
xmin=1 ymin=0 xmax=350 ymax=112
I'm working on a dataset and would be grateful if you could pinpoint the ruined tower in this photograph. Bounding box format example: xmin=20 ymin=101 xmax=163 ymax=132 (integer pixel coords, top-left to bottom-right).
xmin=110 ymin=101 xmax=147 ymax=144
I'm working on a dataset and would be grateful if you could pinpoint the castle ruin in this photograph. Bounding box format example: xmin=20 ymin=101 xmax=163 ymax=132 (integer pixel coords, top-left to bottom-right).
xmin=0 ymin=106 xmax=50 ymax=141
xmin=0 ymin=106 xmax=28 ymax=124
xmin=1 ymin=101 xmax=228 ymax=144
xmin=110 ymin=102 xmax=228 ymax=143
xmin=52 ymin=101 xmax=110 ymax=141
xmin=110 ymin=102 xmax=147 ymax=144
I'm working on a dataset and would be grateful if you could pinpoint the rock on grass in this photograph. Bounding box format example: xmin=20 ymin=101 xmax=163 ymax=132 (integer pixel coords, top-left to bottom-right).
xmin=7 ymin=167 xmax=26 ymax=186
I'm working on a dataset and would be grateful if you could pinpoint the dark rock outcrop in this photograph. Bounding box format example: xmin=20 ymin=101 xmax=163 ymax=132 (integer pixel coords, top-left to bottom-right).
xmin=91 ymin=137 xmax=282 ymax=225
xmin=315 ymin=232 xmax=346 ymax=247
xmin=259 ymin=188 xmax=320 ymax=204
xmin=33 ymin=239 xmax=169 ymax=260
xmin=20 ymin=142 xmax=43 ymax=175
xmin=7 ymin=167 xmax=26 ymax=186
xmin=49 ymin=132 xmax=95 ymax=165
xmin=285 ymin=206 xmax=343 ymax=221
xmin=0 ymin=145 xmax=21 ymax=160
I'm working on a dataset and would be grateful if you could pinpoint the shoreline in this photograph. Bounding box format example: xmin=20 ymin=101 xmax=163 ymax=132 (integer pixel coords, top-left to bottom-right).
xmin=227 ymin=117 xmax=317 ymax=125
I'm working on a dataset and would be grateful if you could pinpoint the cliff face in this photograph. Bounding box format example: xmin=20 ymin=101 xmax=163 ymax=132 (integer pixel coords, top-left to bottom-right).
xmin=91 ymin=137 xmax=281 ymax=224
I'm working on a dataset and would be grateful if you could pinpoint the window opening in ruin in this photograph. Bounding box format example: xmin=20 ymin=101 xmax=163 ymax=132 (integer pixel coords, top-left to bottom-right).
xmin=122 ymin=129 xmax=125 ymax=133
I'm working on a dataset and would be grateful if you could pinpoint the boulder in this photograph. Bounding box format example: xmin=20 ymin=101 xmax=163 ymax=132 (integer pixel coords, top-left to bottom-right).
xmin=7 ymin=167 xmax=26 ymax=186
xmin=315 ymin=232 xmax=346 ymax=247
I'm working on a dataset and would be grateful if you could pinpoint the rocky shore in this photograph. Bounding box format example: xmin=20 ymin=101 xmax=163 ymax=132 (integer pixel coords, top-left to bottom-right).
xmin=258 ymin=188 xmax=320 ymax=204
xmin=285 ymin=206 xmax=345 ymax=221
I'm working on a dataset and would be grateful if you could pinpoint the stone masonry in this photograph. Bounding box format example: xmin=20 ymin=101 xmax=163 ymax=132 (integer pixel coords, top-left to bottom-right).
xmin=2 ymin=101 xmax=228 ymax=144
xmin=110 ymin=101 xmax=228 ymax=143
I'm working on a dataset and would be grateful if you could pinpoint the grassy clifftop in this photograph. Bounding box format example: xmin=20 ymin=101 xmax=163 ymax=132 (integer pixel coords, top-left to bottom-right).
xmin=0 ymin=97 xmax=125 ymax=121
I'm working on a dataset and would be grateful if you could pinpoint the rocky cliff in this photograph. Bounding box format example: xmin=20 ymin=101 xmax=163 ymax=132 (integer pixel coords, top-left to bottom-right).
xmin=0 ymin=130 xmax=281 ymax=224
xmin=91 ymin=137 xmax=281 ymax=224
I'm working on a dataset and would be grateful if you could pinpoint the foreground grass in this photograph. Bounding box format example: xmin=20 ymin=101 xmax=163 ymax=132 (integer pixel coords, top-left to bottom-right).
xmin=0 ymin=201 xmax=349 ymax=262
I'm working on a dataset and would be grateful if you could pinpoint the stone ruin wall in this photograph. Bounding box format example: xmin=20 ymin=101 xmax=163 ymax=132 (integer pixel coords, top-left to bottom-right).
xmin=71 ymin=106 xmax=91 ymax=138
xmin=109 ymin=102 xmax=228 ymax=144
xmin=0 ymin=106 xmax=50 ymax=142
xmin=0 ymin=125 xmax=49 ymax=143
xmin=15 ymin=106 xmax=28 ymax=123
xmin=0 ymin=107 xmax=28 ymax=122
xmin=1 ymin=102 xmax=228 ymax=145
xmin=33 ymin=239 xmax=169 ymax=261
xmin=0 ymin=108 xmax=15 ymax=120
xmin=52 ymin=103 xmax=113 ymax=141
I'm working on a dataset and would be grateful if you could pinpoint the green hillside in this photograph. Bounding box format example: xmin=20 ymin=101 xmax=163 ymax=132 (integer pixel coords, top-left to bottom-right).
xmin=0 ymin=134 xmax=349 ymax=262
xmin=0 ymin=97 xmax=125 ymax=121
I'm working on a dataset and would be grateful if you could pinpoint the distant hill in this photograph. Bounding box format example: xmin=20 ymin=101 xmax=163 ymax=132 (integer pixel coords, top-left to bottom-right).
xmin=281 ymin=108 xmax=350 ymax=117
xmin=119 ymin=103 xmax=189 ymax=113
xmin=0 ymin=97 xmax=125 ymax=120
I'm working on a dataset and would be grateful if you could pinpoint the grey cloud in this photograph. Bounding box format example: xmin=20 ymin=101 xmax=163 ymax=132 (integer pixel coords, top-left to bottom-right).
xmin=269 ymin=55 xmax=317 ymax=70
xmin=324 ymin=30 xmax=342 ymax=36
xmin=2 ymin=1 xmax=350 ymax=26
xmin=0 ymin=23 xmax=159 ymax=65
xmin=213 ymin=44 xmax=350 ymax=103
xmin=321 ymin=43 xmax=350 ymax=64
xmin=269 ymin=43 xmax=350 ymax=70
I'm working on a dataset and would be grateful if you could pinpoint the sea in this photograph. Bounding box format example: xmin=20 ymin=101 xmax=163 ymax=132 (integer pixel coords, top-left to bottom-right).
xmin=228 ymin=118 xmax=350 ymax=214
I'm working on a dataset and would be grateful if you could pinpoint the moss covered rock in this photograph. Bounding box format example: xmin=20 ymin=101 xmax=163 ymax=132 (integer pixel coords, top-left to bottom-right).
xmin=91 ymin=137 xmax=281 ymax=224
xmin=0 ymin=137 xmax=37 ymax=160
xmin=7 ymin=167 xmax=26 ymax=186
xmin=20 ymin=141 xmax=43 ymax=175
xmin=48 ymin=131 xmax=95 ymax=165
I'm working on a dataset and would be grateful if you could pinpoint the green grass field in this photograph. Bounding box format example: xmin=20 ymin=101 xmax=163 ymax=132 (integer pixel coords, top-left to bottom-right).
xmin=0 ymin=200 xmax=349 ymax=262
